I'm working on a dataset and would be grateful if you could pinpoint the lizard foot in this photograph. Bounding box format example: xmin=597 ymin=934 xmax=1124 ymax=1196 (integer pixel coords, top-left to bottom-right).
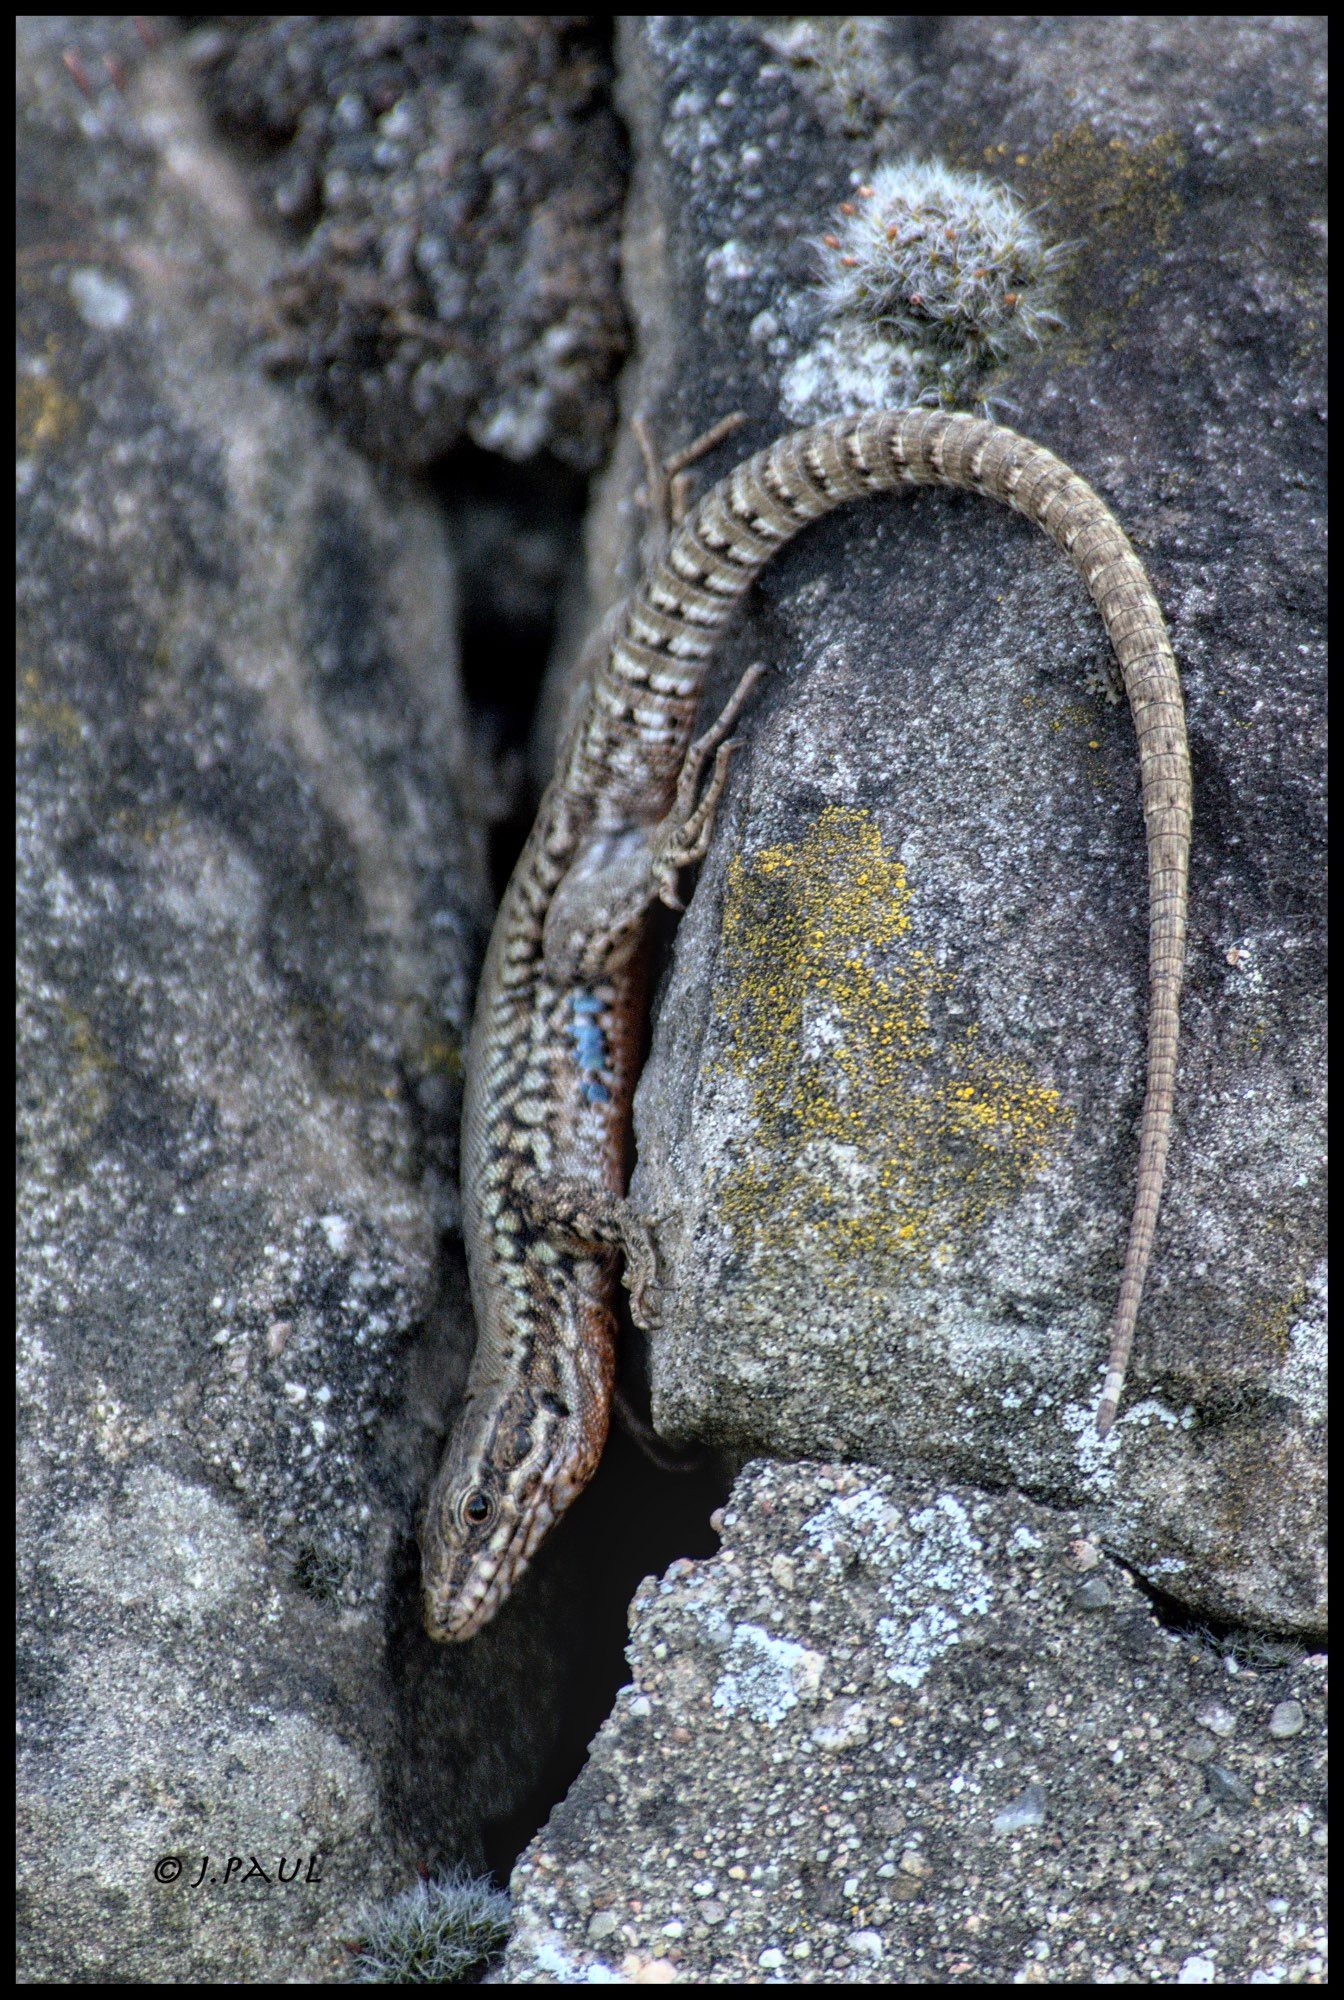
xmin=633 ymin=408 xmax=748 ymax=547
xmin=652 ymin=661 xmax=768 ymax=908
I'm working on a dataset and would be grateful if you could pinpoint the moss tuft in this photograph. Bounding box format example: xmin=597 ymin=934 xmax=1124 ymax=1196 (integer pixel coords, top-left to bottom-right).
xmin=350 ymin=1869 xmax=511 ymax=1984
xmin=814 ymin=158 xmax=1068 ymax=405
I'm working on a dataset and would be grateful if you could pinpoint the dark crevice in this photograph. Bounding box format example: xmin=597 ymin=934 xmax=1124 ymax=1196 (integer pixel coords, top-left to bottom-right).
xmin=431 ymin=443 xmax=589 ymax=896
xmin=1119 ymin=1566 xmax=1322 ymax=1666
xmin=390 ymin=1394 xmax=733 ymax=1886
xmin=476 ymin=1424 xmax=732 ymax=1881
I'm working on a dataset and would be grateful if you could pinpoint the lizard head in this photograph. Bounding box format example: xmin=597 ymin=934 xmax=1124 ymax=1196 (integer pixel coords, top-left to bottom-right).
xmin=419 ymin=1375 xmax=607 ymax=1642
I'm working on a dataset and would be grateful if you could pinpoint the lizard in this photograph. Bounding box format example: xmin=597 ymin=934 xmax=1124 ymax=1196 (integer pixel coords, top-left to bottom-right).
xmin=420 ymin=407 xmax=1191 ymax=1643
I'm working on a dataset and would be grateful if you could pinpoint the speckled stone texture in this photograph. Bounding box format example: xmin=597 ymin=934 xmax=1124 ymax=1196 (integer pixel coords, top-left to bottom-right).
xmin=15 ymin=19 xmax=491 ymax=1980
xmin=17 ymin=10 xmax=1327 ymax=1983
xmin=502 ymin=1461 xmax=1326 ymax=1984
xmin=191 ymin=15 xmax=628 ymax=470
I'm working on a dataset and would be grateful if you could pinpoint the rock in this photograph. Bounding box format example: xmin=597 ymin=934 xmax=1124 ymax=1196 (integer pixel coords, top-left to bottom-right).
xmin=18 ymin=14 xmax=1327 ymax=1982
xmin=609 ymin=15 xmax=1325 ymax=1638
xmin=502 ymin=1461 xmax=1327 ymax=1983
xmin=190 ymin=16 xmax=628 ymax=471
xmin=16 ymin=19 xmax=489 ymax=1979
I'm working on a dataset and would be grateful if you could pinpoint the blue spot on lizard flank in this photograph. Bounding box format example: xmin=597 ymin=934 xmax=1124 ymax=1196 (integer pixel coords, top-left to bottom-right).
xmin=568 ymin=989 xmax=612 ymax=1105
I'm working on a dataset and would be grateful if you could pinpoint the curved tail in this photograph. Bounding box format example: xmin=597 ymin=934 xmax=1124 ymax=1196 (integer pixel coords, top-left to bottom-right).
xmin=603 ymin=409 xmax=1190 ymax=1431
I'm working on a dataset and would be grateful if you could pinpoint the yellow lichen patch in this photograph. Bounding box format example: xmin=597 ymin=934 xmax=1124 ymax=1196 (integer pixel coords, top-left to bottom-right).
xmin=16 ymin=370 xmax=81 ymax=453
xmin=412 ymin=1023 xmax=465 ymax=1084
xmin=16 ymin=663 xmax=85 ymax=749
xmin=1038 ymin=695 xmax=1115 ymax=791
xmin=108 ymin=802 xmax=187 ymax=845
xmin=713 ymin=805 xmax=1072 ymax=1278
xmin=55 ymin=997 xmax=114 ymax=1147
xmin=1024 ymin=124 xmax=1184 ymax=252
xmin=1243 ymin=1283 xmax=1311 ymax=1362
xmin=1034 ymin=123 xmax=1185 ymax=324
xmin=976 ymin=125 xmax=1184 ymax=367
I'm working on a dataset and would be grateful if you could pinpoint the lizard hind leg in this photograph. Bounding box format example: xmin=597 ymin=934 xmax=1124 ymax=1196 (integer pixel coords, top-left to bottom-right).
xmin=632 ymin=408 xmax=748 ymax=550
xmin=515 ymin=1174 xmax=663 ymax=1329
xmin=541 ymin=660 xmax=769 ymax=975
xmin=540 ymin=820 xmax=664 ymax=985
xmin=651 ymin=660 xmax=768 ymax=910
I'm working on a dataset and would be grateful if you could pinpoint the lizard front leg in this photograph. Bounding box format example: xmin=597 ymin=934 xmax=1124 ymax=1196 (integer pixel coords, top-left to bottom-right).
xmin=633 ymin=407 xmax=747 ymax=549
xmin=512 ymin=1174 xmax=662 ymax=1328
xmin=541 ymin=658 xmax=768 ymax=982
xmin=532 ymin=659 xmax=766 ymax=1337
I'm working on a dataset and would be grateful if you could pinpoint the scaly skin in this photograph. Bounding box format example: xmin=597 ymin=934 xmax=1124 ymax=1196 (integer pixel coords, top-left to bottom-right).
xmin=420 ymin=409 xmax=1191 ymax=1641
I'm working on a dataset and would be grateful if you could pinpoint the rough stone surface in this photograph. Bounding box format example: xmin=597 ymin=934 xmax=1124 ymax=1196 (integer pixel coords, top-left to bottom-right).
xmin=16 ymin=20 xmax=493 ymax=1980
xmin=191 ymin=15 xmax=629 ymax=470
xmin=605 ymin=16 xmax=1326 ymax=1637
xmin=502 ymin=1460 xmax=1327 ymax=1984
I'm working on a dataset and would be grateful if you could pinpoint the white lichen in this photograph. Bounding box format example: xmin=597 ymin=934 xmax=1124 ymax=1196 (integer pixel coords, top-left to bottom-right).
xmin=351 ymin=1869 xmax=511 ymax=1984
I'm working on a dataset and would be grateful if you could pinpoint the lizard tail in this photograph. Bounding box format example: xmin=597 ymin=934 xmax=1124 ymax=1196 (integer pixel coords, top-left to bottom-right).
xmin=1097 ymin=806 xmax=1186 ymax=1434
xmin=601 ymin=409 xmax=1191 ymax=1431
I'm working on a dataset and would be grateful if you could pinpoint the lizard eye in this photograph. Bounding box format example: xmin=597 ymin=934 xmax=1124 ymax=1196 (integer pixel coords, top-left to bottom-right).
xmin=460 ymin=1489 xmax=494 ymax=1530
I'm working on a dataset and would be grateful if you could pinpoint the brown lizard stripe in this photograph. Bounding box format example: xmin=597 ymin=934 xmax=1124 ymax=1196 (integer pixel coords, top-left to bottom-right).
xmin=420 ymin=409 xmax=1190 ymax=1642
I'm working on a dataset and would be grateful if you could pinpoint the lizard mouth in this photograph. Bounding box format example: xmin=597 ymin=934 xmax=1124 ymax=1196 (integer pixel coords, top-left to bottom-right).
xmin=424 ymin=1562 xmax=507 ymax=1643
xmin=425 ymin=1586 xmax=495 ymax=1644
xmin=422 ymin=1494 xmax=559 ymax=1642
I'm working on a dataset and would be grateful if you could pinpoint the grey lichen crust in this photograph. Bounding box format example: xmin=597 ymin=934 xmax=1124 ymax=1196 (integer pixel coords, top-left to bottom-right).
xmin=500 ymin=1461 xmax=1327 ymax=1984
